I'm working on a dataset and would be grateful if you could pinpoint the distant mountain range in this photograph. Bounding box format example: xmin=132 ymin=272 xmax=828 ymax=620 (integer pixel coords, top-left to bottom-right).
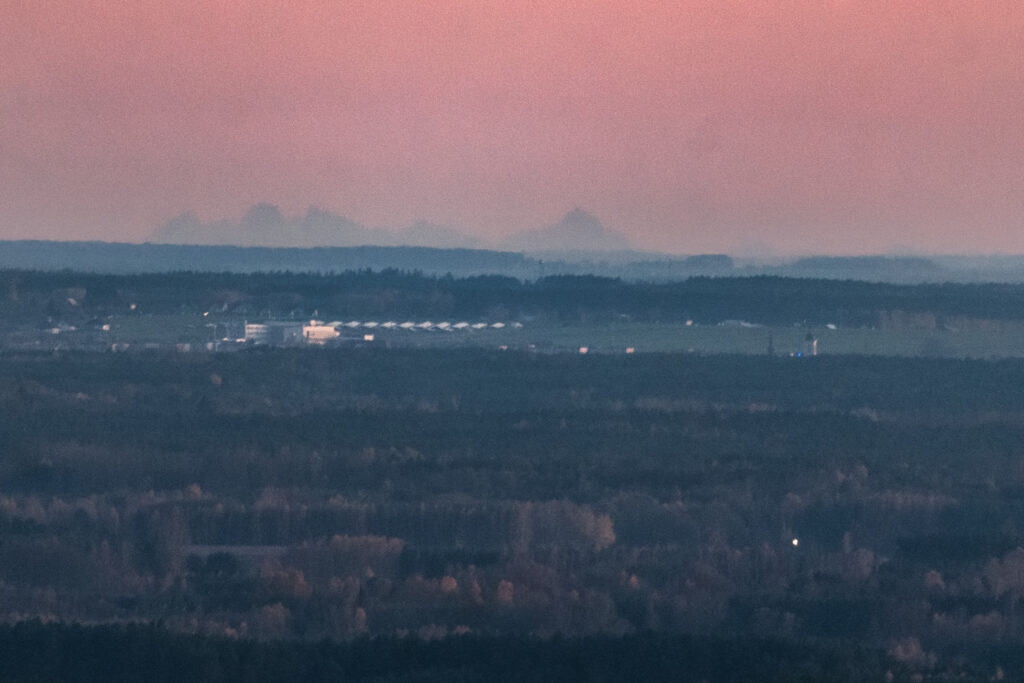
xmin=155 ymin=205 xmax=487 ymax=250
xmin=0 ymin=203 xmax=1020 ymax=283
xmin=153 ymin=205 xmax=633 ymax=255
xmin=497 ymin=208 xmax=632 ymax=253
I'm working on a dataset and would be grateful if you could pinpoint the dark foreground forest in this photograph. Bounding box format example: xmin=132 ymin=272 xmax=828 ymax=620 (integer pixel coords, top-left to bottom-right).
xmin=2 ymin=347 xmax=1024 ymax=679
xmin=0 ymin=622 xmax=892 ymax=682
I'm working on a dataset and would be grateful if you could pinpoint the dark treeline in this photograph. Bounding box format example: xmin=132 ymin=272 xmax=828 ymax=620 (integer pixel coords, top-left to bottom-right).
xmin=5 ymin=348 xmax=1024 ymax=415
xmin=8 ymin=268 xmax=1024 ymax=324
xmin=13 ymin=239 xmax=1024 ymax=285
xmin=0 ymin=622 xmax=894 ymax=683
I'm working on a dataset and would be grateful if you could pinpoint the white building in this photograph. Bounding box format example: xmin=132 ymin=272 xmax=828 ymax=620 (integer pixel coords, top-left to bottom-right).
xmin=303 ymin=324 xmax=340 ymax=343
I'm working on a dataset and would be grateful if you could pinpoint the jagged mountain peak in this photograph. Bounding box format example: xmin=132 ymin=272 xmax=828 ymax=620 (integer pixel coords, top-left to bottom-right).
xmin=499 ymin=209 xmax=632 ymax=253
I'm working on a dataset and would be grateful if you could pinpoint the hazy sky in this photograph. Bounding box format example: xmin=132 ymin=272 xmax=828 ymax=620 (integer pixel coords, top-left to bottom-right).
xmin=3 ymin=1 xmax=1024 ymax=254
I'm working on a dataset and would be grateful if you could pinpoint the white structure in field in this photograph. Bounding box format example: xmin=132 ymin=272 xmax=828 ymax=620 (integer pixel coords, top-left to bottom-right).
xmin=273 ymin=319 xmax=520 ymax=338
xmin=303 ymin=323 xmax=340 ymax=343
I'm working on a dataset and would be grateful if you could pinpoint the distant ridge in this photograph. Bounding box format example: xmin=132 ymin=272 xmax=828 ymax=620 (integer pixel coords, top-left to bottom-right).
xmin=9 ymin=240 xmax=1024 ymax=283
xmin=0 ymin=241 xmax=537 ymax=277
xmin=789 ymin=256 xmax=943 ymax=273
xmin=0 ymin=241 xmax=731 ymax=280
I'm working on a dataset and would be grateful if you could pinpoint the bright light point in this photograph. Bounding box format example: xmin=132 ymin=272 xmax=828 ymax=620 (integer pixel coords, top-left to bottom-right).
xmin=791 ymin=538 xmax=799 ymax=547
xmin=203 ymin=312 xmax=209 ymax=316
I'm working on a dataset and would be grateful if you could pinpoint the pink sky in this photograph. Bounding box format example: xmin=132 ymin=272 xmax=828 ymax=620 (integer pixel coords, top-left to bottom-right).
xmin=3 ymin=1 xmax=1023 ymax=254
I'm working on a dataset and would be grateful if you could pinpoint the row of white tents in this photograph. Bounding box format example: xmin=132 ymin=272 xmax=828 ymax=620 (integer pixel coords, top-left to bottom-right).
xmin=311 ymin=320 xmax=522 ymax=331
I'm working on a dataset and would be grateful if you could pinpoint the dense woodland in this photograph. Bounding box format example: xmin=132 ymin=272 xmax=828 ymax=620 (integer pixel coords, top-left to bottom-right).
xmin=8 ymin=268 xmax=1024 ymax=327
xmin=2 ymin=345 xmax=1024 ymax=679
xmin=0 ymin=623 xmax=890 ymax=682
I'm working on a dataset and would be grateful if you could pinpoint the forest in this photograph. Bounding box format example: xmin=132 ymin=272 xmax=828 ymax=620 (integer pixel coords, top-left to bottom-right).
xmin=8 ymin=268 xmax=1024 ymax=327
xmin=2 ymin=344 xmax=1024 ymax=679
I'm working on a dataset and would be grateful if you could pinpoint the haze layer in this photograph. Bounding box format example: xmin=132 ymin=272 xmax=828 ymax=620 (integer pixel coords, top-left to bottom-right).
xmin=3 ymin=2 xmax=1023 ymax=253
